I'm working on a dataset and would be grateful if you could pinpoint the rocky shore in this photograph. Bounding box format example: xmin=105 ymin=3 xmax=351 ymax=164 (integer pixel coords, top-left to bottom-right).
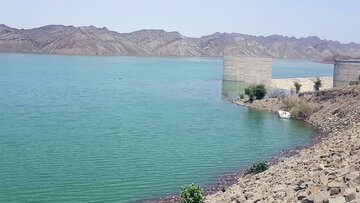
xmin=146 ymin=135 xmax=324 ymax=203
xmin=206 ymin=86 xmax=360 ymax=203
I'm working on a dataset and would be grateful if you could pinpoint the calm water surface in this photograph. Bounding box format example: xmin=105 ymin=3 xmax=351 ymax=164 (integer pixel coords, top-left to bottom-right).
xmin=0 ymin=54 xmax=332 ymax=202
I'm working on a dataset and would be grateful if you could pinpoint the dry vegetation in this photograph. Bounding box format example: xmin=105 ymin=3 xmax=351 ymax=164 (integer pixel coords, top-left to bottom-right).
xmin=281 ymin=95 xmax=313 ymax=119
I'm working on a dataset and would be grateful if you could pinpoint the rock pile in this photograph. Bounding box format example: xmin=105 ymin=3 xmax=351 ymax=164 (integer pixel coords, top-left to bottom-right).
xmin=206 ymin=86 xmax=360 ymax=202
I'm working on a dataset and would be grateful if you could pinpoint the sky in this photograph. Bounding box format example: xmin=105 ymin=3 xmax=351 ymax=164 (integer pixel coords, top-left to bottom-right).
xmin=1 ymin=0 xmax=360 ymax=43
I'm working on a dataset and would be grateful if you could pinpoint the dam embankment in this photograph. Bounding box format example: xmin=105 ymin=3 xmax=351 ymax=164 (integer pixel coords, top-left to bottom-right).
xmin=206 ymin=86 xmax=360 ymax=202
xmin=271 ymin=76 xmax=333 ymax=92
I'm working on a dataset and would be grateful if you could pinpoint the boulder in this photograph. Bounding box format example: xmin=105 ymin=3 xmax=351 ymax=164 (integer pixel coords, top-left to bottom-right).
xmin=328 ymin=196 xmax=346 ymax=203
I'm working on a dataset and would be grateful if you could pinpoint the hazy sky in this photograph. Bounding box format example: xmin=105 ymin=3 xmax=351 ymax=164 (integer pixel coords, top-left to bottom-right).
xmin=2 ymin=0 xmax=359 ymax=43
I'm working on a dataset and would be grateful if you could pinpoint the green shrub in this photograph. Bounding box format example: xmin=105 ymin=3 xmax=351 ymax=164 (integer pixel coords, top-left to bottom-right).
xmin=244 ymin=162 xmax=269 ymax=175
xmin=180 ymin=183 xmax=205 ymax=203
xmin=254 ymin=84 xmax=267 ymax=99
xmin=244 ymin=84 xmax=267 ymax=102
xmin=349 ymin=75 xmax=360 ymax=86
xmin=244 ymin=86 xmax=255 ymax=102
xmin=293 ymin=82 xmax=302 ymax=93
xmin=350 ymin=81 xmax=360 ymax=86
xmin=239 ymin=93 xmax=245 ymax=99
xmin=313 ymin=77 xmax=322 ymax=91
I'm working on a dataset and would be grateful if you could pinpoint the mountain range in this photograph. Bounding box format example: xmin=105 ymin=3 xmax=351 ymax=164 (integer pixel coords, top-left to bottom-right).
xmin=1 ymin=24 xmax=360 ymax=62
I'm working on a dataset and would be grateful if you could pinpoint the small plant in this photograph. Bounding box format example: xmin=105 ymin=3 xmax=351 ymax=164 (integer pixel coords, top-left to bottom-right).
xmin=244 ymin=86 xmax=255 ymax=102
xmin=180 ymin=183 xmax=205 ymax=203
xmin=313 ymin=77 xmax=322 ymax=91
xmin=239 ymin=93 xmax=245 ymax=99
xmin=349 ymin=75 xmax=360 ymax=86
xmin=293 ymin=82 xmax=302 ymax=93
xmin=254 ymin=84 xmax=267 ymax=99
xmin=350 ymin=80 xmax=360 ymax=86
xmin=244 ymin=84 xmax=267 ymax=102
xmin=244 ymin=161 xmax=269 ymax=175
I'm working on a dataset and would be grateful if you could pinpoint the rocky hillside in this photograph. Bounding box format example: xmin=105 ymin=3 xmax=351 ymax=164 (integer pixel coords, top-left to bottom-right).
xmin=1 ymin=24 xmax=360 ymax=62
xmin=208 ymin=86 xmax=360 ymax=202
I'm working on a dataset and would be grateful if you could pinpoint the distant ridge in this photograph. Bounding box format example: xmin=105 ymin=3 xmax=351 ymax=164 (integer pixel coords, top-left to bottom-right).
xmin=1 ymin=24 xmax=360 ymax=62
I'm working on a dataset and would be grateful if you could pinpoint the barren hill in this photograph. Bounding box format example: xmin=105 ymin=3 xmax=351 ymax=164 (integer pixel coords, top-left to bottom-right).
xmin=1 ymin=24 xmax=360 ymax=62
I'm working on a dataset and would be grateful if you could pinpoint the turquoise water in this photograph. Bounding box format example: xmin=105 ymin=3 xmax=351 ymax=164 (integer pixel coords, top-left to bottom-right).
xmin=0 ymin=54 xmax=331 ymax=202
xmin=272 ymin=58 xmax=333 ymax=78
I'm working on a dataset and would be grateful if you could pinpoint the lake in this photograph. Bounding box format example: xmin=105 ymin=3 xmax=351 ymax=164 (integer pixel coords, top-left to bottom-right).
xmin=0 ymin=53 xmax=332 ymax=202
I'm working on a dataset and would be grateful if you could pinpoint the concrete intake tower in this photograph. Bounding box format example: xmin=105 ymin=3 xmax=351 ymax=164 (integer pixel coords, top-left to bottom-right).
xmin=223 ymin=56 xmax=272 ymax=86
xmin=333 ymin=60 xmax=360 ymax=87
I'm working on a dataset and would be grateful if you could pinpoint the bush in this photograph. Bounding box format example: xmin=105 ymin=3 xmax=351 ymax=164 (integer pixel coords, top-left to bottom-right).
xmin=244 ymin=86 xmax=255 ymax=102
xmin=293 ymin=82 xmax=302 ymax=93
xmin=254 ymin=84 xmax=267 ymax=99
xmin=244 ymin=84 xmax=267 ymax=102
xmin=313 ymin=77 xmax=322 ymax=91
xmin=180 ymin=183 xmax=205 ymax=203
xmin=349 ymin=75 xmax=360 ymax=86
xmin=350 ymin=81 xmax=360 ymax=86
xmin=239 ymin=93 xmax=245 ymax=99
xmin=244 ymin=162 xmax=269 ymax=175
xmin=282 ymin=96 xmax=313 ymax=119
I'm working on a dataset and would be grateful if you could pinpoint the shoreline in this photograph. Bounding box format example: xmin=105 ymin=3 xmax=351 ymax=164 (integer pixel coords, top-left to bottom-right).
xmin=144 ymin=133 xmax=328 ymax=203
xmin=149 ymin=86 xmax=360 ymax=202
xmin=144 ymin=103 xmax=326 ymax=203
xmin=206 ymin=86 xmax=360 ymax=202
xmin=145 ymin=135 xmax=326 ymax=203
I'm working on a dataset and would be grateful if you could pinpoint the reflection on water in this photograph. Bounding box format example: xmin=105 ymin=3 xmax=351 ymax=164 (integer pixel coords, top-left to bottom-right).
xmin=222 ymin=81 xmax=278 ymax=99
xmin=222 ymin=81 xmax=251 ymax=99
xmin=222 ymin=81 xmax=292 ymax=99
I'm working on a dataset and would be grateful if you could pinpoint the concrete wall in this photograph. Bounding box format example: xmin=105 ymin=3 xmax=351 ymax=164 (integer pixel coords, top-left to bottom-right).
xmin=223 ymin=56 xmax=272 ymax=86
xmin=333 ymin=60 xmax=360 ymax=87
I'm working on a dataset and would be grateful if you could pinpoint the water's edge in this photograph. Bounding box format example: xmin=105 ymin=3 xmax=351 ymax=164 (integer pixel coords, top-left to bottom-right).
xmin=143 ymin=106 xmax=326 ymax=203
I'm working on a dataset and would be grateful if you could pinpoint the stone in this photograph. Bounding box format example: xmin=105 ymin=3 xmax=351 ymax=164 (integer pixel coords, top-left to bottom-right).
xmin=328 ymin=196 xmax=346 ymax=203
xmin=294 ymin=185 xmax=306 ymax=192
xmin=338 ymin=168 xmax=350 ymax=176
xmin=297 ymin=180 xmax=305 ymax=185
xmin=345 ymin=193 xmax=356 ymax=202
xmin=301 ymin=199 xmax=314 ymax=203
xmin=320 ymin=154 xmax=330 ymax=159
xmin=321 ymin=176 xmax=329 ymax=185
xmin=307 ymin=191 xmax=330 ymax=202
xmin=344 ymin=188 xmax=356 ymax=196
xmin=330 ymin=187 xmax=341 ymax=196
xmin=352 ymin=176 xmax=360 ymax=184
xmin=297 ymin=195 xmax=306 ymax=200
xmin=328 ymin=181 xmax=347 ymax=188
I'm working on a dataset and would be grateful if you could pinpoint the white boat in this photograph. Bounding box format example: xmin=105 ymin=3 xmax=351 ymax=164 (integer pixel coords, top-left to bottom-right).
xmin=278 ymin=110 xmax=291 ymax=119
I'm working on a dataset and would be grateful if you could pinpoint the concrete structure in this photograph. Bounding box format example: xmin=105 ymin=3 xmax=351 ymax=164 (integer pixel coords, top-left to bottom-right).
xmin=223 ymin=56 xmax=272 ymax=86
xmin=333 ymin=60 xmax=360 ymax=87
